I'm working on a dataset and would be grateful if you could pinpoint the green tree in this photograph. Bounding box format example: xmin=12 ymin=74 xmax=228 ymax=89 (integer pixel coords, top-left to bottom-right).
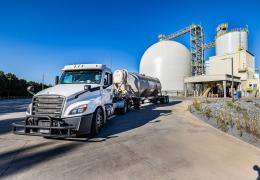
xmin=0 ymin=70 xmax=51 ymax=98
xmin=5 ymin=73 xmax=18 ymax=98
xmin=0 ymin=71 xmax=7 ymax=96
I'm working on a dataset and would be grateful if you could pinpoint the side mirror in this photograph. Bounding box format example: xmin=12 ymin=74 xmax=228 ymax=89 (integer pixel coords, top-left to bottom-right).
xmin=27 ymin=86 xmax=35 ymax=95
xmin=55 ymin=76 xmax=59 ymax=85
xmin=84 ymin=85 xmax=91 ymax=91
xmin=104 ymin=79 xmax=108 ymax=85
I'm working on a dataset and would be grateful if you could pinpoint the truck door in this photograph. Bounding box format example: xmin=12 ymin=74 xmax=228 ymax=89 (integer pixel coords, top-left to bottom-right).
xmin=102 ymin=71 xmax=113 ymax=105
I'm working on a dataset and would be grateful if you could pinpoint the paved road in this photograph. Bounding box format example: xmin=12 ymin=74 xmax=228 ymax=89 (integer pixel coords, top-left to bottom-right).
xmin=0 ymin=99 xmax=260 ymax=180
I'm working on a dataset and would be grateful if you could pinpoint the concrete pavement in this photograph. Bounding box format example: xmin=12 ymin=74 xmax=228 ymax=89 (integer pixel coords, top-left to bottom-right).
xmin=0 ymin=99 xmax=260 ymax=180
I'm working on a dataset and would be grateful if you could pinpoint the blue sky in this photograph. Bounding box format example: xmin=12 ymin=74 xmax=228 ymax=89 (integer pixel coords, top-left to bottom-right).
xmin=0 ymin=0 xmax=259 ymax=84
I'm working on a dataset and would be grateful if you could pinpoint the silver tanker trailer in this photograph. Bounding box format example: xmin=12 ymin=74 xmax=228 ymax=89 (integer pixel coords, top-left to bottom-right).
xmin=113 ymin=69 xmax=169 ymax=113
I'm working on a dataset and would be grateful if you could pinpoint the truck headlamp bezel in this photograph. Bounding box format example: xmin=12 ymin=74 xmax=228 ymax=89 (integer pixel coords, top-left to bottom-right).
xmin=69 ymin=104 xmax=88 ymax=115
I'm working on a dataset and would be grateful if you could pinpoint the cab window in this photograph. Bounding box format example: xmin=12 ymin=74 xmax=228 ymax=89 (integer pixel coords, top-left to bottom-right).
xmin=104 ymin=72 xmax=112 ymax=86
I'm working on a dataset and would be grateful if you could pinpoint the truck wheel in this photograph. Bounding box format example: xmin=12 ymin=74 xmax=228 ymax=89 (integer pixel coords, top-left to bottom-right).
xmin=119 ymin=100 xmax=128 ymax=115
xmin=133 ymin=99 xmax=140 ymax=110
xmin=91 ymin=108 xmax=103 ymax=135
xmin=160 ymin=97 xmax=166 ymax=104
xmin=122 ymin=103 xmax=128 ymax=114
xmin=151 ymin=99 xmax=158 ymax=104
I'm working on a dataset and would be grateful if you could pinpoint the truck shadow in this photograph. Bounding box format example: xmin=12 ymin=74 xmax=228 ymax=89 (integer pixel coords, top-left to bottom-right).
xmin=0 ymin=99 xmax=30 ymax=115
xmin=1 ymin=100 xmax=181 ymax=140
xmin=0 ymin=100 xmax=181 ymax=178
xmin=60 ymin=100 xmax=181 ymax=142
xmin=96 ymin=100 xmax=181 ymax=141
xmin=0 ymin=99 xmax=29 ymax=135
xmin=0 ymin=141 xmax=83 ymax=179
xmin=0 ymin=117 xmax=24 ymax=135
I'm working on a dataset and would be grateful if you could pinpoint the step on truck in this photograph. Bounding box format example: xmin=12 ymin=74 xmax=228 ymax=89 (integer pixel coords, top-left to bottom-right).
xmin=12 ymin=64 xmax=169 ymax=138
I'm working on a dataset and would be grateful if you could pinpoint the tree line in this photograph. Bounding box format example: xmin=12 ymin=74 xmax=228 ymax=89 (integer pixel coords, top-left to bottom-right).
xmin=0 ymin=70 xmax=51 ymax=98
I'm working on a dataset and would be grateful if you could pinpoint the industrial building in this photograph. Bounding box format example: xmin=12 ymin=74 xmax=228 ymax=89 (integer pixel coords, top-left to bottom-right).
xmin=140 ymin=23 xmax=260 ymax=98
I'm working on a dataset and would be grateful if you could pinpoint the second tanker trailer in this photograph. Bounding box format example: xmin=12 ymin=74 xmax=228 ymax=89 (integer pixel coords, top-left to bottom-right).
xmin=113 ymin=69 xmax=169 ymax=113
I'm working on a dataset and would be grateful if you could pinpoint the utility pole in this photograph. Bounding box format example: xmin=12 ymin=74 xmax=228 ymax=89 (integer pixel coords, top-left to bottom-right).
xmin=231 ymin=57 xmax=234 ymax=102
xmin=222 ymin=57 xmax=234 ymax=102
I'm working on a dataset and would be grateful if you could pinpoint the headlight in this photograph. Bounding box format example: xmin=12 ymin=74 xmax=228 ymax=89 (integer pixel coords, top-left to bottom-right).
xmin=69 ymin=104 xmax=88 ymax=115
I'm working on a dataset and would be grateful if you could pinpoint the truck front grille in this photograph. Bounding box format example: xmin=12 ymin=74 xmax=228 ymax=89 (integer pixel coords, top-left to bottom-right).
xmin=32 ymin=95 xmax=65 ymax=118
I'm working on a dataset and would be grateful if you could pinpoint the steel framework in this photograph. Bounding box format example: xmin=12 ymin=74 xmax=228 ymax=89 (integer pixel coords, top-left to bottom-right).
xmin=204 ymin=41 xmax=215 ymax=49
xmin=158 ymin=24 xmax=205 ymax=75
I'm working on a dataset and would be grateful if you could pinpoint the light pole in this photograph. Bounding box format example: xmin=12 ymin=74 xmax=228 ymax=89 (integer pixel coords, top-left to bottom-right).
xmin=231 ymin=57 xmax=234 ymax=103
xmin=222 ymin=57 xmax=234 ymax=102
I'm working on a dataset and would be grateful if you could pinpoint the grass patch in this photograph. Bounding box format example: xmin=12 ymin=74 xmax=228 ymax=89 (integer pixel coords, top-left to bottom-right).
xmin=225 ymin=113 xmax=234 ymax=128
xmin=192 ymin=99 xmax=201 ymax=111
xmin=254 ymin=102 xmax=260 ymax=109
xmin=216 ymin=111 xmax=229 ymax=132
xmin=235 ymin=118 xmax=243 ymax=137
xmin=190 ymin=99 xmax=260 ymax=140
xmin=203 ymin=108 xmax=212 ymax=119
xmin=245 ymin=99 xmax=253 ymax=103
xmin=225 ymin=101 xmax=234 ymax=108
xmin=187 ymin=105 xmax=192 ymax=112
xmin=225 ymin=101 xmax=246 ymax=112
xmin=205 ymin=99 xmax=211 ymax=104
xmin=242 ymin=111 xmax=250 ymax=132
xmin=250 ymin=115 xmax=260 ymax=138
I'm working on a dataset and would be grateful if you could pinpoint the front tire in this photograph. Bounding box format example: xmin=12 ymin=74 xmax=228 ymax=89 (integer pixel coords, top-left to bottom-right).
xmin=91 ymin=108 xmax=104 ymax=135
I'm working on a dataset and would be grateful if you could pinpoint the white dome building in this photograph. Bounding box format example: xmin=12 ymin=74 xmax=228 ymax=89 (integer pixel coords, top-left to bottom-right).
xmin=140 ymin=40 xmax=191 ymax=91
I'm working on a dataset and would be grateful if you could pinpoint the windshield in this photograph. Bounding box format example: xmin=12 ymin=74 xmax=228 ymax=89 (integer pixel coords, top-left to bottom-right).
xmin=60 ymin=70 xmax=102 ymax=84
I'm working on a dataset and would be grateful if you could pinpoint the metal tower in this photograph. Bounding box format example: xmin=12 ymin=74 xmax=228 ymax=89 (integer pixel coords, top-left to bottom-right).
xmin=158 ymin=24 xmax=205 ymax=75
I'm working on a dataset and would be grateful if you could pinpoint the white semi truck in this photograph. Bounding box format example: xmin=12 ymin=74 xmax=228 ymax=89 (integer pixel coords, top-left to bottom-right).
xmin=12 ymin=64 xmax=169 ymax=138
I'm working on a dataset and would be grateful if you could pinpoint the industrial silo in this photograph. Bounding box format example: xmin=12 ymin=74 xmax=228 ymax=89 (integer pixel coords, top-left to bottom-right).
xmin=140 ymin=40 xmax=191 ymax=91
xmin=216 ymin=27 xmax=248 ymax=56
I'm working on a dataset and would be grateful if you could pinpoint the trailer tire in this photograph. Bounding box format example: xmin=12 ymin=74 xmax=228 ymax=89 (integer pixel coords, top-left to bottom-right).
xmin=160 ymin=96 xmax=168 ymax=104
xmin=151 ymin=99 xmax=158 ymax=104
xmin=91 ymin=107 xmax=103 ymax=135
xmin=120 ymin=100 xmax=128 ymax=114
xmin=133 ymin=99 xmax=140 ymax=110
xmin=160 ymin=98 xmax=165 ymax=104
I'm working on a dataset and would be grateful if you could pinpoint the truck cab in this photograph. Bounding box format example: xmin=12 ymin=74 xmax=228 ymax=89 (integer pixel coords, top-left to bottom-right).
xmin=13 ymin=64 xmax=115 ymax=137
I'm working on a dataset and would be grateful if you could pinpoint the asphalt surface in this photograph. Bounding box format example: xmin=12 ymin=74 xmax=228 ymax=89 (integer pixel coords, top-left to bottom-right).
xmin=0 ymin=99 xmax=260 ymax=180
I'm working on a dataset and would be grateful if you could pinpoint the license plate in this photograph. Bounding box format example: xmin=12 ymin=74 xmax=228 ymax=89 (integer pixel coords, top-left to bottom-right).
xmin=39 ymin=129 xmax=50 ymax=134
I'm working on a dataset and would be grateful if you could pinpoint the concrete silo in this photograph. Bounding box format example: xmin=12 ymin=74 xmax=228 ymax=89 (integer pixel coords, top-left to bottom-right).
xmin=216 ymin=28 xmax=248 ymax=56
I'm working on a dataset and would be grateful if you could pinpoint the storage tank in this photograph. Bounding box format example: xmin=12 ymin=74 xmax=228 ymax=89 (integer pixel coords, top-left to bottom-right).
xmin=216 ymin=29 xmax=248 ymax=56
xmin=113 ymin=69 xmax=161 ymax=98
xmin=140 ymin=40 xmax=191 ymax=91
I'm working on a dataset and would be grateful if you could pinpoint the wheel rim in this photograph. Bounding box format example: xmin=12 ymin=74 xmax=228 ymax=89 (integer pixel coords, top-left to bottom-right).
xmin=124 ymin=104 xmax=127 ymax=112
xmin=96 ymin=109 xmax=102 ymax=129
